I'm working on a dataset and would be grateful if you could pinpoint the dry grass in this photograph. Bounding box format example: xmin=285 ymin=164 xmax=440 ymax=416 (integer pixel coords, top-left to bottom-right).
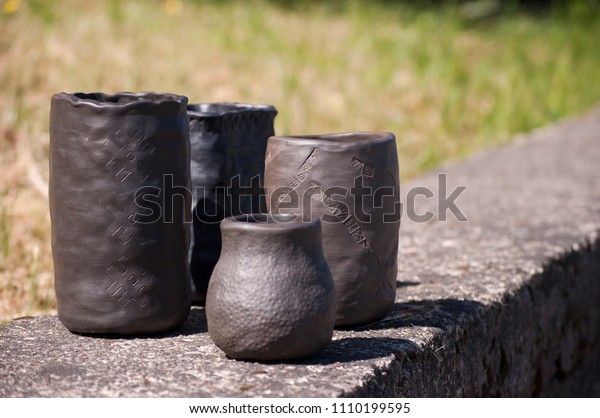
xmin=0 ymin=0 xmax=599 ymax=322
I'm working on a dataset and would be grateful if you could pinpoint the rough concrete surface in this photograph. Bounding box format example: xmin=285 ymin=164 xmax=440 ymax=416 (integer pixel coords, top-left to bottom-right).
xmin=2 ymin=108 xmax=600 ymax=397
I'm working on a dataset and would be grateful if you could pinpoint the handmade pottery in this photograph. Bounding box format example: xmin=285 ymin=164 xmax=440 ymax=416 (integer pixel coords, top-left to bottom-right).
xmin=187 ymin=103 xmax=277 ymax=304
xmin=49 ymin=92 xmax=192 ymax=334
xmin=264 ymin=132 xmax=400 ymax=327
xmin=206 ymin=214 xmax=336 ymax=361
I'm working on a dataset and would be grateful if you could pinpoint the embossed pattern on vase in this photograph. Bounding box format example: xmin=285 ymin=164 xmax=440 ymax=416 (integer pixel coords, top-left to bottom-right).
xmin=49 ymin=92 xmax=192 ymax=334
xmin=265 ymin=132 xmax=400 ymax=327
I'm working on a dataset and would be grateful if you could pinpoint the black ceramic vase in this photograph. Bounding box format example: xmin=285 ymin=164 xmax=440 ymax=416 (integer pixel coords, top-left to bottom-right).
xmin=206 ymin=214 xmax=336 ymax=361
xmin=264 ymin=132 xmax=400 ymax=327
xmin=49 ymin=92 xmax=192 ymax=334
xmin=187 ymin=103 xmax=277 ymax=304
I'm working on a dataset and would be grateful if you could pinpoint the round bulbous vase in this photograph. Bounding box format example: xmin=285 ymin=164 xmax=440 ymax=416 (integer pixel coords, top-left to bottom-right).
xmin=49 ymin=92 xmax=192 ymax=335
xmin=264 ymin=132 xmax=400 ymax=327
xmin=187 ymin=103 xmax=277 ymax=305
xmin=206 ymin=214 xmax=336 ymax=361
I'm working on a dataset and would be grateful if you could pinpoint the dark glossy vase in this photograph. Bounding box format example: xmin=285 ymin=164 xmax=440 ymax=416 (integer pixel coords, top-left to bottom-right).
xmin=187 ymin=103 xmax=277 ymax=304
xmin=206 ymin=214 xmax=336 ymax=361
xmin=49 ymin=92 xmax=192 ymax=334
xmin=264 ymin=132 xmax=400 ymax=327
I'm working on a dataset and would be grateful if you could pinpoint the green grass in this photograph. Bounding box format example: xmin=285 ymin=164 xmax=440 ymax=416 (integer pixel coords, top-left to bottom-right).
xmin=3 ymin=0 xmax=599 ymax=174
xmin=0 ymin=0 xmax=599 ymax=320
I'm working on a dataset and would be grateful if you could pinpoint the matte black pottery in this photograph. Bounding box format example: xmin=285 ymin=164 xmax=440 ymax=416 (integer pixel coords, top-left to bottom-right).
xmin=49 ymin=92 xmax=192 ymax=334
xmin=206 ymin=214 xmax=336 ymax=361
xmin=264 ymin=132 xmax=400 ymax=327
xmin=187 ymin=103 xmax=277 ymax=304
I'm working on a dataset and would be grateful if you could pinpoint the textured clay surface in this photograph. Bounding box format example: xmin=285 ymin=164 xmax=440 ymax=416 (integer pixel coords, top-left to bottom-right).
xmin=206 ymin=215 xmax=336 ymax=361
xmin=49 ymin=92 xmax=191 ymax=335
xmin=265 ymin=133 xmax=400 ymax=327
xmin=2 ymin=108 xmax=600 ymax=396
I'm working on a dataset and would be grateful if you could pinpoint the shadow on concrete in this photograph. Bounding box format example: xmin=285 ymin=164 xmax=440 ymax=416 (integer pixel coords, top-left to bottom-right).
xmin=173 ymin=298 xmax=486 ymax=337
xmin=291 ymin=298 xmax=485 ymax=365
xmin=396 ymin=280 xmax=421 ymax=288
xmin=352 ymin=298 xmax=486 ymax=331
xmin=173 ymin=307 xmax=208 ymax=336
xmin=302 ymin=336 xmax=420 ymax=365
xmin=78 ymin=298 xmax=485 ymax=348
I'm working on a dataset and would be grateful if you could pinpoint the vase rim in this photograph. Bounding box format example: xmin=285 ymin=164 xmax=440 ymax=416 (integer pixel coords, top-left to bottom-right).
xmin=221 ymin=213 xmax=320 ymax=232
xmin=187 ymin=102 xmax=277 ymax=118
xmin=269 ymin=132 xmax=395 ymax=147
xmin=52 ymin=92 xmax=188 ymax=109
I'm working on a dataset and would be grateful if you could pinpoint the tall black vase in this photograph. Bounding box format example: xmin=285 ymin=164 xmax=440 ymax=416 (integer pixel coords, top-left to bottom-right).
xmin=187 ymin=103 xmax=277 ymax=303
xmin=49 ymin=92 xmax=192 ymax=334
xmin=265 ymin=132 xmax=401 ymax=327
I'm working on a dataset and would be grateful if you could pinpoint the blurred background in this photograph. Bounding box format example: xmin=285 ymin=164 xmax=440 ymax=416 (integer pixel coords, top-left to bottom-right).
xmin=0 ymin=0 xmax=599 ymax=322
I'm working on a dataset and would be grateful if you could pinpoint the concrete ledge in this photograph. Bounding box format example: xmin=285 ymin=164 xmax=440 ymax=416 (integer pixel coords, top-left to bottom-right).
xmin=2 ymin=108 xmax=600 ymax=397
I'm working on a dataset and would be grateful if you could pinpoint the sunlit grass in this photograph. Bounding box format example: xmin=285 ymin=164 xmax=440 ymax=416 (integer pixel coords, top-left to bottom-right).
xmin=0 ymin=0 xmax=598 ymax=321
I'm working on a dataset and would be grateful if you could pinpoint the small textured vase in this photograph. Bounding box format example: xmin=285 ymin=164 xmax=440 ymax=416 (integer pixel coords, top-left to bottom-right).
xmin=206 ymin=214 xmax=336 ymax=361
xmin=49 ymin=92 xmax=192 ymax=334
xmin=187 ymin=103 xmax=277 ymax=304
xmin=264 ymin=132 xmax=400 ymax=327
